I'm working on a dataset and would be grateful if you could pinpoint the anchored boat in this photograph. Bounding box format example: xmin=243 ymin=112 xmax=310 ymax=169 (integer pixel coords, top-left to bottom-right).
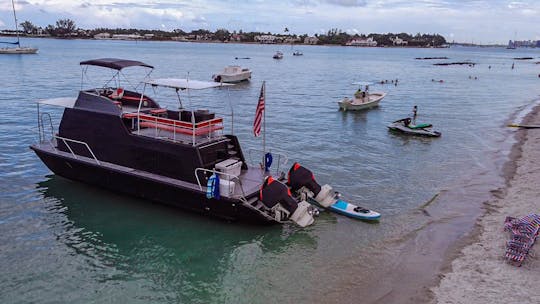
xmin=31 ymin=58 xmax=357 ymax=226
xmin=273 ymin=51 xmax=283 ymax=59
xmin=338 ymin=82 xmax=386 ymax=111
xmin=212 ymin=65 xmax=251 ymax=83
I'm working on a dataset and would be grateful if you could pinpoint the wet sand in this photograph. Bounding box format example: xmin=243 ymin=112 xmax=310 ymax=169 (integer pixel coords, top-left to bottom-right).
xmin=432 ymin=106 xmax=540 ymax=303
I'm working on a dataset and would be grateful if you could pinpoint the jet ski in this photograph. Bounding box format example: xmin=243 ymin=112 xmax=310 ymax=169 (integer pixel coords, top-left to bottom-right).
xmin=286 ymin=163 xmax=381 ymax=221
xmin=387 ymin=118 xmax=441 ymax=137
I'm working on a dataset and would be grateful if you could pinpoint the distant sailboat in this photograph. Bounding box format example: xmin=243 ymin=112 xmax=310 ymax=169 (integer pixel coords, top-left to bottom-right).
xmin=0 ymin=0 xmax=38 ymax=54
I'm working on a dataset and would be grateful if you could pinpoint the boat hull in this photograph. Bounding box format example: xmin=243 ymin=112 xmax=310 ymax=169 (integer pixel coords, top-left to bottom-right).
xmin=387 ymin=122 xmax=441 ymax=137
xmin=31 ymin=146 xmax=275 ymax=225
xmin=213 ymin=72 xmax=251 ymax=83
xmin=0 ymin=47 xmax=38 ymax=54
xmin=338 ymin=93 xmax=386 ymax=111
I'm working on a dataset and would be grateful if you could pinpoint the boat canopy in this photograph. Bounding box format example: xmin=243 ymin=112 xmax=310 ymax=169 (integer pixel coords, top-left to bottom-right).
xmin=145 ymin=78 xmax=233 ymax=90
xmin=37 ymin=97 xmax=77 ymax=108
xmin=80 ymin=58 xmax=154 ymax=70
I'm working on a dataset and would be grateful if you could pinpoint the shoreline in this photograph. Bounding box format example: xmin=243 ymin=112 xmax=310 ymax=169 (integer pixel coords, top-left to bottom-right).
xmin=431 ymin=103 xmax=540 ymax=303
xmin=0 ymin=35 xmax=453 ymax=49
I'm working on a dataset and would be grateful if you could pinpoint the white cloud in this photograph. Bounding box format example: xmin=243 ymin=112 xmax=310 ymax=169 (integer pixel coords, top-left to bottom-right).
xmin=0 ymin=0 xmax=538 ymax=44
xmin=192 ymin=15 xmax=207 ymax=23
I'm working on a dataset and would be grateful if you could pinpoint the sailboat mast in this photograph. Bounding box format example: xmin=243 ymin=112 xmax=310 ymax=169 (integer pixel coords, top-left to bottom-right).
xmin=11 ymin=0 xmax=20 ymax=46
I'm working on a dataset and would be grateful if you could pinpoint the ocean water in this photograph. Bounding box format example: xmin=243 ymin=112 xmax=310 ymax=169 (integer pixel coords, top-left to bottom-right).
xmin=1 ymin=38 xmax=540 ymax=303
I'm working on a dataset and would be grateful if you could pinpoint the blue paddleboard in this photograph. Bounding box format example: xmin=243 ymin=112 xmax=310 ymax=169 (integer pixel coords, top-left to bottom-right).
xmin=327 ymin=199 xmax=381 ymax=221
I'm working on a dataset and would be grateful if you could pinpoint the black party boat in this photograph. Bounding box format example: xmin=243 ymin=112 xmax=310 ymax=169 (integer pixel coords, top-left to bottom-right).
xmin=31 ymin=58 xmax=350 ymax=226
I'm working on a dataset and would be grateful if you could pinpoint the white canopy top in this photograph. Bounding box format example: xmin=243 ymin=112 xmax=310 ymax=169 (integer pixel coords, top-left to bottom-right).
xmin=352 ymin=81 xmax=373 ymax=86
xmin=37 ymin=97 xmax=77 ymax=108
xmin=145 ymin=78 xmax=233 ymax=90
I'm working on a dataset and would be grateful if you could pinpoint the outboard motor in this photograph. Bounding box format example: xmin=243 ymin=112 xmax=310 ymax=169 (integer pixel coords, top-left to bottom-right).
xmin=288 ymin=163 xmax=338 ymax=208
xmin=260 ymin=176 xmax=315 ymax=227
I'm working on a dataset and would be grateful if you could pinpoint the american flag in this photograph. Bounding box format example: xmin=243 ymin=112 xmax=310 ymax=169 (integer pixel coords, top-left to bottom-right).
xmin=253 ymin=82 xmax=265 ymax=137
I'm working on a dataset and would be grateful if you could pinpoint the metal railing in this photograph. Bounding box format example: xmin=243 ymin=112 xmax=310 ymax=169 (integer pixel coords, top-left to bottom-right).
xmin=39 ymin=113 xmax=54 ymax=143
xmin=247 ymin=148 xmax=289 ymax=176
xmin=194 ymin=168 xmax=246 ymax=199
xmin=193 ymin=168 xmax=280 ymax=222
xmin=134 ymin=113 xmax=224 ymax=144
xmin=51 ymin=135 xmax=101 ymax=165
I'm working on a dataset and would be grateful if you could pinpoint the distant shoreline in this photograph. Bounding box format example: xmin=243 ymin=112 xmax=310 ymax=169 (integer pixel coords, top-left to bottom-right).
xmin=0 ymin=34 xmax=460 ymax=49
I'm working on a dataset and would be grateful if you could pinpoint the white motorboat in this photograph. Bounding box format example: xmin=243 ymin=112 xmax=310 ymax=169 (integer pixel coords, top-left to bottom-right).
xmin=0 ymin=0 xmax=38 ymax=55
xmin=0 ymin=46 xmax=38 ymax=54
xmin=337 ymin=82 xmax=386 ymax=111
xmin=273 ymin=51 xmax=283 ymax=59
xmin=212 ymin=65 xmax=251 ymax=83
xmin=292 ymin=50 xmax=303 ymax=56
xmin=387 ymin=118 xmax=441 ymax=137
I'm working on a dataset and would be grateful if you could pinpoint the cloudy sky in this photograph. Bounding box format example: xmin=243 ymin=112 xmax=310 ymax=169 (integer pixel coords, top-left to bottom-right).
xmin=0 ymin=0 xmax=538 ymax=44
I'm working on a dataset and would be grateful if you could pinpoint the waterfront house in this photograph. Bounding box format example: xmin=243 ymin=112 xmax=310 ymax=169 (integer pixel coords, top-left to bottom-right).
xmin=346 ymin=37 xmax=377 ymax=47
xmin=255 ymin=35 xmax=278 ymax=44
xmin=112 ymin=34 xmax=142 ymax=40
xmin=390 ymin=36 xmax=408 ymax=46
xmin=304 ymin=36 xmax=319 ymax=45
xmin=94 ymin=32 xmax=111 ymax=39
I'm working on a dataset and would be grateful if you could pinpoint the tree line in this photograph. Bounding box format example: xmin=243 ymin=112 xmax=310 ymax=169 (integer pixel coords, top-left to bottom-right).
xmin=14 ymin=19 xmax=446 ymax=47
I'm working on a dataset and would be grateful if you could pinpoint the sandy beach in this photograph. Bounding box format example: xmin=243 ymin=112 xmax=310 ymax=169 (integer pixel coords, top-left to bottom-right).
xmin=432 ymin=106 xmax=540 ymax=303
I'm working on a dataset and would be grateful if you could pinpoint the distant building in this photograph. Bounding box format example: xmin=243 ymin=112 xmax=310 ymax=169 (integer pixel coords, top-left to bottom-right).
xmin=143 ymin=34 xmax=154 ymax=39
xmin=94 ymin=32 xmax=111 ymax=39
xmin=230 ymin=34 xmax=244 ymax=42
xmin=255 ymin=35 xmax=277 ymax=44
xmin=283 ymin=37 xmax=301 ymax=44
xmin=112 ymin=34 xmax=142 ymax=40
xmin=509 ymin=39 xmax=537 ymax=48
xmin=390 ymin=36 xmax=408 ymax=46
xmin=304 ymin=36 xmax=319 ymax=45
xmin=195 ymin=34 xmax=211 ymax=41
xmin=346 ymin=37 xmax=377 ymax=47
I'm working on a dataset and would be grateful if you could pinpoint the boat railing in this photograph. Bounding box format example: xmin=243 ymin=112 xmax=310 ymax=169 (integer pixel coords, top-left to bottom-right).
xmin=51 ymin=135 xmax=101 ymax=165
xmin=247 ymin=148 xmax=289 ymax=176
xmin=38 ymin=112 xmax=55 ymax=143
xmin=133 ymin=113 xmax=224 ymax=144
xmin=194 ymin=168 xmax=279 ymax=222
xmin=194 ymin=168 xmax=246 ymax=199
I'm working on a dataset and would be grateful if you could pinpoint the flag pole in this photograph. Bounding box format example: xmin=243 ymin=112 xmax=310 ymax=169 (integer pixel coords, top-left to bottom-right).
xmin=262 ymin=81 xmax=266 ymax=171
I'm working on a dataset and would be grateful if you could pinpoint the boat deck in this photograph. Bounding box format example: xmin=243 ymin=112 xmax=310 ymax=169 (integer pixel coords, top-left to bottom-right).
xmin=34 ymin=142 xmax=266 ymax=199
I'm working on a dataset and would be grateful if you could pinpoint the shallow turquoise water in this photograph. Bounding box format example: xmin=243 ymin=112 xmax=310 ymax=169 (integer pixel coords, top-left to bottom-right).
xmin=1 ymin=38 xmax=540 ymax=303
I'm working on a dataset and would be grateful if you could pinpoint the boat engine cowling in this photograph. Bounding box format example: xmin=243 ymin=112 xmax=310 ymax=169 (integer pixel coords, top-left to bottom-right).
xmin=259 ymin=176 xmax=315 ymax=227
xmin=288 ymin=163 xmax=337 ymax=208
xmin=313 ymin=184 xmax=338 ymax=208
xmin=289 ymin=201 xmax=315 ymax=227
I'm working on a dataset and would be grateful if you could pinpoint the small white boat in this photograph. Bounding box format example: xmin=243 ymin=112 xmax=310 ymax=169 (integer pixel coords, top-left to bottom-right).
xmin=338 ymin=93 xmax=386 ymax=111
xmin=273 ymin=51 xmax=283 ymax=59
xmin=338 ymin=82 xmax=386 ymax=111
xmin=0 ymin=0 xmax=38 ymax=55
xmin=293 ymin=50 xmax=303 ymax=56
xmin=212 ymin=65 xmax=251 ymax=83
xmin=0 ymin=46 xmax=38 ymax=54
xmin=387 ymin=118 xmax=441 ymax=137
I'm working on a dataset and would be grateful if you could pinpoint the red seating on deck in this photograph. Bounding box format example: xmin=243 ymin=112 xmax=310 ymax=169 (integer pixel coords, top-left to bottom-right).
xmin=123 ymin=112 xmax=223 ymax=137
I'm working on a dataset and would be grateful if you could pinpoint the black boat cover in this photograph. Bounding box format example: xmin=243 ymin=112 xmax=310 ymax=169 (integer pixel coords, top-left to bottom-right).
xmin=287 ymin=163 xmax=322 ymax=196
xmin=80 ymin=58 xmax=153 ymax=70
xmin=259 ymin=176 xmax=298 ymax=214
